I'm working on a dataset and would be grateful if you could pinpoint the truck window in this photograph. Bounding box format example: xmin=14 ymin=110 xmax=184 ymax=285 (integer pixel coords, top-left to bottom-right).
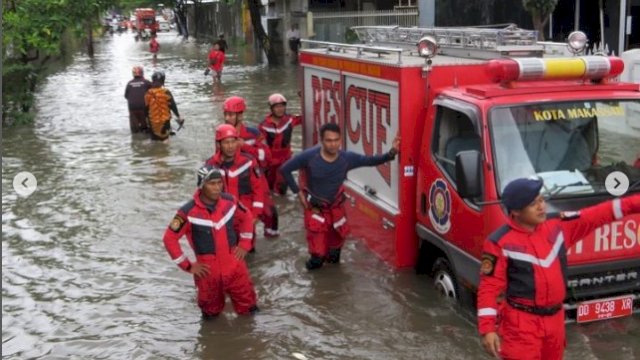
xmin=490 ymin=100 xmax=640 ymax=195
xmin=432 ymin=106 xmax=481 ymax=182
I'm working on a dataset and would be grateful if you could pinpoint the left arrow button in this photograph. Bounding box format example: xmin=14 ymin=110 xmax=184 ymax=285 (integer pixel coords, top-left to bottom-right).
xmin=13 ymin=171 xmax=37 ymax=197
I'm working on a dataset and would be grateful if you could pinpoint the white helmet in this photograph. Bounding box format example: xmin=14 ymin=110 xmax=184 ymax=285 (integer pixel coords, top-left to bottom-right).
xmin=268 ymin=93 xmax=287 ymax=107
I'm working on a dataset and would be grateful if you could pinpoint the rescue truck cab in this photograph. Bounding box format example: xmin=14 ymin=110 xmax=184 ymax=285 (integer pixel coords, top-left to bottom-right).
xmin=299 ymin=25 xmax=640 ymax=322
xmin=135 ymin=8 xmax=158 ymax=40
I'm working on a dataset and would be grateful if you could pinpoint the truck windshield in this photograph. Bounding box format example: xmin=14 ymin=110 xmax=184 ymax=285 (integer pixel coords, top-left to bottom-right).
xmin=490 ymin=99 xmax=640 ymax=197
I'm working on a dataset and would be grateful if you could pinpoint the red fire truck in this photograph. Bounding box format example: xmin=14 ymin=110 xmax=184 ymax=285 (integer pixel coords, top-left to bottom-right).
xmin=135 ymin=8 xmax=158 ymax=39
xmin=299 ymin=25 xmax=640 ymax=322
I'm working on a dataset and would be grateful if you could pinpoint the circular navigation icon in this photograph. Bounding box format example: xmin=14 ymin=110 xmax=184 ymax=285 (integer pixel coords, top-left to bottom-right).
xmin=605 ymin=171 xmax=629 ymax=197
xmin=13 ymin=171 xmax=37 ymax=197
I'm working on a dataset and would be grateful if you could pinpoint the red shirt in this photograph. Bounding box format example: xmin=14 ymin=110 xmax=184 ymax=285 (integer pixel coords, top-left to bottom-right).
xmin=208 ymin=49 xmax=225 ymax=72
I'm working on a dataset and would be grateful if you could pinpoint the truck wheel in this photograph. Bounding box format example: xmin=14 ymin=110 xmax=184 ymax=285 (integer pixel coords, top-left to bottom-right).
xmin=432 ymin=258 xmax=457 ymax=301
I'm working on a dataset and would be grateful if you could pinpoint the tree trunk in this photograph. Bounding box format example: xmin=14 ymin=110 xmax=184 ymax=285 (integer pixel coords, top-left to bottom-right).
xmin=87 ymin=20 xmax=94 ymax=57
xmin=246 ymin=0 xmax=277 ymax=64
xmin=532 ymin=14 xmax=545 ymax=41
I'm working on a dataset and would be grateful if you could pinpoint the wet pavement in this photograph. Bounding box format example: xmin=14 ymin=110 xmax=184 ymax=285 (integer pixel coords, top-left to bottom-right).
xmin=2 ymin=31 xmax=639 ymax=359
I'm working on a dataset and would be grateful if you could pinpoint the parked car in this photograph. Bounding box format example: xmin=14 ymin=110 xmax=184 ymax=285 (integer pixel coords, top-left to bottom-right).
xmin=158 ymin=20 xmax=170 ymax=32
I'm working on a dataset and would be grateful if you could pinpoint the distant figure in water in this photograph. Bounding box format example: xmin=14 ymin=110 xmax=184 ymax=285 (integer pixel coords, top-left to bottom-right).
xmin=149 ymin=33 xmax=160 ymax=58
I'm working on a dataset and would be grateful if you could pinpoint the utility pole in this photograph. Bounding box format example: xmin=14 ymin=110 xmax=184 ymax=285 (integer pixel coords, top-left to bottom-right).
xmin=418 ymin=0 xmax=435 ymax=27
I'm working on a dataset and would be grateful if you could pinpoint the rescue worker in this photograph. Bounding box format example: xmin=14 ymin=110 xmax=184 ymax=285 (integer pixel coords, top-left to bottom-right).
xmin=259 ymin=93 xmax=303 ymax=195
xmin=280 ymin=122 xmax=400 ymax=270
xmin=163 ymin=165 xmax=258 ymax=318
xmin=144 ymin=71 xmax=184 ymax=141
xmin=477 ymin=177 xmax=640 ymax=360
xmin=223 ymin=96 xmax=279 ymax=238
xmin=124 ymin=65 xmax=151 ymax=133
xmin=205 ymin=124 xmax=264 ymax=249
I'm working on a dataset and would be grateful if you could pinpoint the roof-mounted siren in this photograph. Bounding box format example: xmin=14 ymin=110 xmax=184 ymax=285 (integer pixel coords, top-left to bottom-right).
xmin=487 ymin=56 xmax=624 ymax=84
xmin=418 ymin=36 xmax=438 ymax=75
xmin=567 ymin=31 xmax=588 ymax=55
xmin=417 ymin=36 xmax=438 ymax=59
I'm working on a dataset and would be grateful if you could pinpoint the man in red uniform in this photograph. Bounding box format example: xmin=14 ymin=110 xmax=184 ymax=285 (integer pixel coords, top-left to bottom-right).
xmin=163 ymin=165 xmax=258 ymax=318
xmin=259 ymin=93 xmax=303 ymax=195
xmin=477 ymin=177 xmax=640 ymax=359
xmin=223 ymin=96 xmax=279 ymax=238
xmin=206 ymin=124 xmax=264 ymax=249
xmin=280 ymin=123 xmax=400 ymax=270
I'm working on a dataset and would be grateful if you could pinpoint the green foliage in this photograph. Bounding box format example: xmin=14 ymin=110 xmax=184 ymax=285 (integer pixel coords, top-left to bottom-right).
xmin=522 ymin=0 xmax=558 ymax=18
xmin=2 ymin=0 xmax=117 ymax=126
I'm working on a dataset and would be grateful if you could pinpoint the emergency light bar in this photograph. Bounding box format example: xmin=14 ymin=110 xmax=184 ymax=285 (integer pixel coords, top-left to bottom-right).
xmin=487 ymin=56 xmax=624 ymax=83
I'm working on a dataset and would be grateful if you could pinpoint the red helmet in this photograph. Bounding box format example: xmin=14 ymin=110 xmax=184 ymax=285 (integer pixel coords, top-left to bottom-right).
xmin=132 ymin=65 xmax=144 ymax=77
xmin=268 ymin=93 xmax=287 ymax=107
xmin=223 ymin=96 xmax=246 ymax=113
xmin=215 ymin=123 xmax=238 ymax=141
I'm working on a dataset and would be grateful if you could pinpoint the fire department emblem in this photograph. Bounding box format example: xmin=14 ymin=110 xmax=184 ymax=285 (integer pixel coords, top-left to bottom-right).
xmin=428 ymin=179 xmax=451 ymax=234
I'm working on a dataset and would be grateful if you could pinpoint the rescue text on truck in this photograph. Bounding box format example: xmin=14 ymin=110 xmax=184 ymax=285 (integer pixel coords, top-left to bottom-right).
xmin=298 ymin=24 xmax=640 ymax=323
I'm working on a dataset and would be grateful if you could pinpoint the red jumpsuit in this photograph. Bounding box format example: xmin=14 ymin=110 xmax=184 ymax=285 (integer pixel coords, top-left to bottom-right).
xmin=303 ymin=187 xmax=350 ymax=258
xmin=206 ymin=151 xmax=264 ymax=247
xmin=237 ymin=124 xmax=279 ymax=237
xmin=477 ymin=195 xmax=640 ymax=360
xmin=259 ymin=113 xmax=302 ymax=194
xmin=163 ymin=191 xmax=257 ymax=315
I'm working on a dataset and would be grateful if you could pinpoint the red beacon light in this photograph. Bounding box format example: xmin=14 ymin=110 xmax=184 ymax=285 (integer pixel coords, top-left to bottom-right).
xmin=487 ymin=56 xmax=624 ymax=84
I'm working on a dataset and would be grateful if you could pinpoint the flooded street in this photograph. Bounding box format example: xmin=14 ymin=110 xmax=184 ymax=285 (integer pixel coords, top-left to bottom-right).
xmin=2 ymin=32 xmax=639 ymax=359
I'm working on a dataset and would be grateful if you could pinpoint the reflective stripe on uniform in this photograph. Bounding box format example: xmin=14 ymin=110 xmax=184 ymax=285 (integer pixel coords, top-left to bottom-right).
xmin=253 ymin=202 xmax=264 ymax=208
xmin=172 ymin=254 xmax=187 ymax=264
xmin=262 ymin=119 xmax=292 ymax=134
xmin=333 ymin=216 xmax=347 ymax=229
xmin=311 ymin=214 xmax=325 ymax=223
xmin=240 ymin=232 xmax=253 ymax=239
xmin=214 ymin=205 xmax=236 ymax=230
xmin=188 ymin=217 xmax=214 ymax=227
xmin=226 ymin=161 xmax=252 ymax=178
xmin=502 ymin=233 xmax=564 ymax=268
xmin=478 ymin=308 xmax=497 ymax=316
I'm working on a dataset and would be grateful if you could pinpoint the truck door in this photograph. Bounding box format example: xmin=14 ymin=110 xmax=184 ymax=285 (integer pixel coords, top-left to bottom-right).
xmin=424 ymin=99 xmax=486 ymax=287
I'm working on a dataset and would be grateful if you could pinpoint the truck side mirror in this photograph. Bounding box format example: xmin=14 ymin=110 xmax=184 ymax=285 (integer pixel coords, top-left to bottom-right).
xmin=455 ymin=150 xmax=482 ymax=199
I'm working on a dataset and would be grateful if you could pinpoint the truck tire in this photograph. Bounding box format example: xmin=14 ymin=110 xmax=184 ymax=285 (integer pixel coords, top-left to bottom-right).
xmin=432 ymin=257 xmax=458 ymax=301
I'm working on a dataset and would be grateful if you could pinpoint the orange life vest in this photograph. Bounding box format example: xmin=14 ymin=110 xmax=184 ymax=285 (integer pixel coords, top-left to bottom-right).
xmin=145 ymin=87 xmax=172 ymax=138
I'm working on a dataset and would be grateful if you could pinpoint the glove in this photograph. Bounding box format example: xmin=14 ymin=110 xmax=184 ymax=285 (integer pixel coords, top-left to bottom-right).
xmin=204 ymin=68 xmax=210 ymax=76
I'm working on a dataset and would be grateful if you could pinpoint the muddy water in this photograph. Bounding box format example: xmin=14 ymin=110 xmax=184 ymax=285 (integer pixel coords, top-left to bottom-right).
xmin=2 ymin=31 xmax=638 ymax=359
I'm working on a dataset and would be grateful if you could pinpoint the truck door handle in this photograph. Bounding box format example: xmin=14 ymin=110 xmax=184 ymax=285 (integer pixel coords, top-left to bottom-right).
xmin=382 ymin=217 xmax=395 ymax=230
xmin=344 ymin=192 xmax=355 ymax=207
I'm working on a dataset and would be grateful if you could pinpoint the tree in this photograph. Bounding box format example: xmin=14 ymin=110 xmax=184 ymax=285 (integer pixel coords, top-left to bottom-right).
xmin=522 ymin=0 xmax=558 ymax=40
xmin=246 ymin=0 xmax=277 ymax=64
xmin=2 ymin=0 xmax=116 ymax=125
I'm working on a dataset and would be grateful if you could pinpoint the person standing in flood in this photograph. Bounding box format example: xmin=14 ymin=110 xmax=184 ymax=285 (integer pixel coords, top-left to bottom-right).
xmin=280 ymin=123 xmax=400 ymax=270
xmin=259 ymin=93 xmax=302 ymax=195
xmin=144 ymin=71 xmax=183 ymax=141
xmin=286 ymin=24 xmax=301 ymax=63
xmin=477 ymin=177 xmax=640 ymax=360
xmin=124 ymin=66 xmax=151 ymax=133
xmin=215 ymin=33 xmax=228 ymax=53
xmin=163 ymin=165 xmax=259 ymax=318
xmin=206 ymin=43 xmax=225 ymax=82
xmin=149 ymin=33 xmax=160 ymax=58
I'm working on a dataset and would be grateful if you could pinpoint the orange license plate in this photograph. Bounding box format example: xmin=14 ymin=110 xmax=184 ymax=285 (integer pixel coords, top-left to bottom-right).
xmin=576 ymin=295 xmax=634 ymax=323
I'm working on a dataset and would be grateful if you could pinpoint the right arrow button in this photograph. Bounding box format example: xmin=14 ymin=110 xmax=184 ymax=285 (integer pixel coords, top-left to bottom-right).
xmin=605 ymin=171 xmax=629 ymax=197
